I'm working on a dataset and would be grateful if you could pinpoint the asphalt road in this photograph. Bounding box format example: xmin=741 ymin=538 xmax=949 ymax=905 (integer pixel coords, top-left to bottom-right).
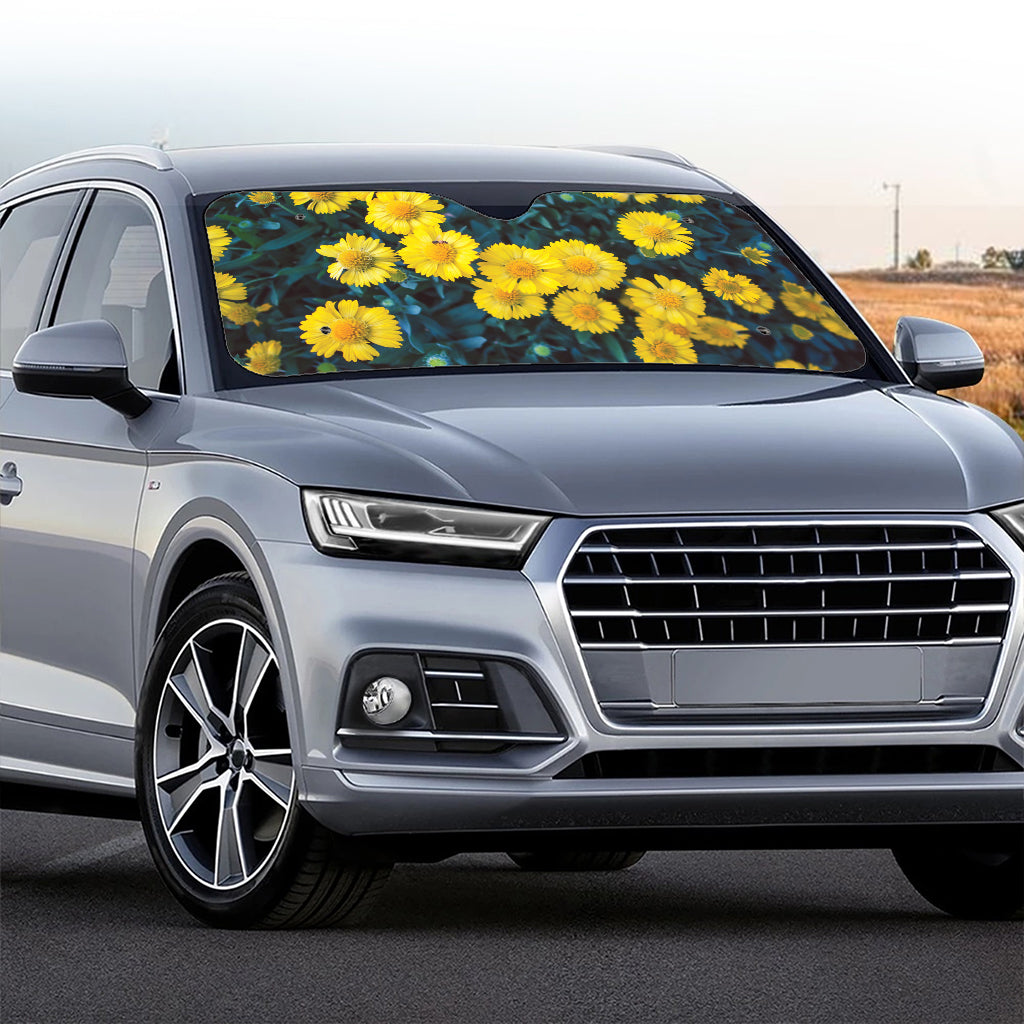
xmin=1 ymin=810 xmax=1021 ymax=1024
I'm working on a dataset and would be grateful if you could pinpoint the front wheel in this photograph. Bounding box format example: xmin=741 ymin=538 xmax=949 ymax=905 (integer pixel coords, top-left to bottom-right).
xmin=893 ymin=843 xmax=1023 ymax=920
xmin=507 ymin=850 xmax=647 ymax=872
xmin=136 ymin=573 xmax=390 ymax=928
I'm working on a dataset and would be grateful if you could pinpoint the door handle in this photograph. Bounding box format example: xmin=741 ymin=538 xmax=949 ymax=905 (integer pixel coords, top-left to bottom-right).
xmin=1 ymin=462 xmax=22 ymax=505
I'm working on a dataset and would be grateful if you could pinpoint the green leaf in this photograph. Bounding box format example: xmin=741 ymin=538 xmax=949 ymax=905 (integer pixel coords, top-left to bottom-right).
xmin=258 ymin=226 xmax=319 ymax=252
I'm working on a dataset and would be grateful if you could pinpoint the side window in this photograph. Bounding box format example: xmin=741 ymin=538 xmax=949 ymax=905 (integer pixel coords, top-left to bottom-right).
xmin=54 ymin=191 xmax=178 ymax=393
xmin=0 ymin=193 xmax=79 ymax=370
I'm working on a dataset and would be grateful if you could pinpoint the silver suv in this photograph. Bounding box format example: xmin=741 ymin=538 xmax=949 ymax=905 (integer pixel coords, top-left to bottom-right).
xmin=1 ymin=143 xmax=1022 ymax=928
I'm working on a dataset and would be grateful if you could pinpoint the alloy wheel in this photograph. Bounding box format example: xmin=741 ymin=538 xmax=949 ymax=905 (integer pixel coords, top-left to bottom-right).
xmin=152 ymin=618 xmax=295 ymax=890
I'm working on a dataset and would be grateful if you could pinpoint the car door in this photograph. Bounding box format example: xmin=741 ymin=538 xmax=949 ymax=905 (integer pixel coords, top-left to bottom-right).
xmin=0 ymin=184 xmax=181 ymax=793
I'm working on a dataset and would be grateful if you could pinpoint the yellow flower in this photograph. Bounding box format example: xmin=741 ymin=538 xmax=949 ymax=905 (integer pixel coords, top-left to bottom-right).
xmin=636 ymin=312 xmax=693 ymax=341
xmin=551 ymin=290 xmax=622 ymax=333
xmin=590 ymin=192 xmax=630 ymax=201
xmin=666 ymin=194 xmax=706 ymax=204
xmin=472 ymin=278 xmax=546 ymax=320
xmin=775 ymin=360 xmax=823 ymax=371
xmin=222 ymin=302 xmax=272 ymax=326
xmin=317 ymin=234 xmax=397 ymax=287
xmin=624 ymin=275 xmax=706 ymax=325
xmin=791 ymin=324 xmax=814 ymax=340
xmin=817 ymin=313 xmax=858 ymax=340
xmin=399 ymin=225 xmax=479 ymax=280
xmin=289 ymin=191 xmax=354 ymax=214
xmin=215 ymin=273 xmax=250 ymax=318
xmin=216 ymin=272 xmax=247 ymax=303
xmin=247 ymin=191 xmax=276 ymax=204
xmin=631 ymin=193 xmax=659 ymax=204
xmin=478 ymin=244 xmax=563 ymax=294
xmin=543 ymin=239 xmax=625 ymax=292
xmin=740 ymin=246 xmax=771 ymax=265
xmin=734 ymin=286 xmax=775 ymax=314
xmin=244 ymin=340 xmax=282 ymax=375
xmin=778 ymin=281 xmax=832 ymax=321
xmin=690 ymin=317 xmax=750 ymax=348
xmin=633 ymin=333 xmax=698 ymax=364
xmin=299 ymin=300 xmax=403 ymax=361
xmin=207 ymin=225 xmax=232 ymax=263
xmin=337 ymin=191 xmax=373 ymax=203
xmin=701 ymin=267 xmax=763 ymax=304
xmin=617 ymin=211 xmax=694 ymax=255
xmin=366 ymin=191 xmax=445 ymax=234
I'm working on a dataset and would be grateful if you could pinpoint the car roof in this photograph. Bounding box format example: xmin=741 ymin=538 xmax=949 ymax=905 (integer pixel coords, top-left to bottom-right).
xmin=3 ymin=143 xmax=733 ymax=199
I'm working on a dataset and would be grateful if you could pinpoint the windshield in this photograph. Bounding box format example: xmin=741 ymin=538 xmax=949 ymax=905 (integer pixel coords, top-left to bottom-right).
xmin=204 ymin=190 xmax=866 ymax=378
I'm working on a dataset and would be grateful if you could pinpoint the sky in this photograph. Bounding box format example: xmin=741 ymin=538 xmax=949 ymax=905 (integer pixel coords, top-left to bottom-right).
xmin=2 ymin=0 xmax=1021 ymax=269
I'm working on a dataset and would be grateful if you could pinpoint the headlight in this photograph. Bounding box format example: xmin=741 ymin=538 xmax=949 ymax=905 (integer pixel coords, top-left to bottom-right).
xmin=302 ymin=490 xmax=549 ymax=568
xmin=991 ymin=500 xmax=1024 ymax=550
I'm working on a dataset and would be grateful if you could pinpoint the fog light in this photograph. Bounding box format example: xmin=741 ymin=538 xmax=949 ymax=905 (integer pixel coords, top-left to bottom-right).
xmin=361 ymin=677 xmax=412 ymax=725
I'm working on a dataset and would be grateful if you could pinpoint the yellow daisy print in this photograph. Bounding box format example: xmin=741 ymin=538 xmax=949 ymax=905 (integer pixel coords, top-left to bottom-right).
xmin=247 ymin=191 xmax=276 ymax=204
xmin=399 ymin=225 xmax=479 ymax=281
xmin=222 ymin=302 xmax=272 ymax=326
xmin=817 ymin=313 xmax=858 ymax=340
xmin=631 ymin=194 xmax=659 ymax=204
xmin=633 ymin=333 xmax=698 ymax=364
xmin=289 ymin=191 xmax=354 ymax=214
xmin=215 ymin=273 xmax=249 ymax=319
xmin=478 ymin=244 xmax=563 ymax=295
xmin=690 ymin=317 xmax=750 ymax=348
xmin=617 ymin=211 xmax=694 ymax=256
xmin=590 ymin=192 xmax=630 ymax=201
xmin=791 ymin=324 xmax=814 ymax=340
xmin=299 ymin=300 xmax=403 ymax=362
xmin=636 ymin=312 xmax=693 ymax=342
xmin=472 ymin=279 xmax=546 ymax=320
xmin=624 ymin=275 xmax=706 ymax=325
xmin=207 ymin=225 xmax=232 ymax=263
xmin=701 ymin=268 xmax=762 ymax=304
xmin=775 ymin=360 xmax=823 ymax=371
xmin=734 ymin=286 xmax=775 ymax=314
xmin=551 ymin=290 xmax=622 ymax=333
xmin=244 ymin=340 xmax=282 ymax=375
xmin=366 ymin=192 xmax=445 ymax=235
xmin=740 ymin=246 xmax=771 ymax=266
xmin=317 ymin=234 xmax=397 ymax=287
xmin=778 ymin=281 xmax=832 ymax=321
xmin=543 ymin=239 xmax=625 ymax=292
xmin=666 ymin=194 xmax=706 ymax=204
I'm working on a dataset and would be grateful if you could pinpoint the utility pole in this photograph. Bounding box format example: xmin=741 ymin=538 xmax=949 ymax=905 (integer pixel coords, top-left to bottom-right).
xmin=883 ymin=182 xmax=901 ymax=270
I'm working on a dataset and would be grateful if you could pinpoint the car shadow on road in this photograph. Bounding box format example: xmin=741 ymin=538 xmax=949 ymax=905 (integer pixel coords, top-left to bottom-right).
xmin=1 ymin=847 xmax=951 ymax=935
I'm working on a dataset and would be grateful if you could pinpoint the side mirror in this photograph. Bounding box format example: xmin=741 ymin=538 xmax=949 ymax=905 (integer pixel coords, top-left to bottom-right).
xmin=894 ymin=315 xmax=984 ymax=392
xmin=12 ymin=320 xmax=151 ymax=418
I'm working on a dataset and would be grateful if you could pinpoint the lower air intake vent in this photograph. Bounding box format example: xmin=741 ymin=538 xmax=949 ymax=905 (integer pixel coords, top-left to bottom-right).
xmin=556 ymin=745 xmax=1022 ymax=779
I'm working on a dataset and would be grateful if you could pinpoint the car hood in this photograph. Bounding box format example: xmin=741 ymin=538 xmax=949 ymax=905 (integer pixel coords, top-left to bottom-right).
xmin=181 ymin=371 xmax=1024 ymax=515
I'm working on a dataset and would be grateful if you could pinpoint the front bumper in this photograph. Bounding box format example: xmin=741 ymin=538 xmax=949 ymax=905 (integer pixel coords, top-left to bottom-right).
xmin=261 ymin=510 xmax=1024 ymax=846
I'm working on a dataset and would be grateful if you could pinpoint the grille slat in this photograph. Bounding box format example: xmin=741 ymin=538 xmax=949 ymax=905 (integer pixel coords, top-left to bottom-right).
xmin=564 ymin=523 xmax=1013 ymax=648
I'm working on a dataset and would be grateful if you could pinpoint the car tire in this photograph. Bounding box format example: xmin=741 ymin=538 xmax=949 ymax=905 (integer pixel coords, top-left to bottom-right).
xmin=892 ymin=843 xmax=1023 ymax=920
xmin=136 ymin=572 xmax=391 ymax=928
xmin=506 ymin=850 xmax=647 ymax=871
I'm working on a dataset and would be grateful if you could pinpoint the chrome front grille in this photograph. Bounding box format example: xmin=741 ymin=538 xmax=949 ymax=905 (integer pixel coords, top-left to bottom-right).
xmin=563 ymin=523 xmax=1014 ymax=649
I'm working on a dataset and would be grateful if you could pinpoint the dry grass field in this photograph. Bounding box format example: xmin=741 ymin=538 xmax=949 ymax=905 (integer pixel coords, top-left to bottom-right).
xmin=834 ymin=272 xmax=1024 ymax=437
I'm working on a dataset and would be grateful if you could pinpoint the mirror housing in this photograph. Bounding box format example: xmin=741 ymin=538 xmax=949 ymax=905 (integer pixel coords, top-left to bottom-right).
xmin=12 ymin=320 xmax=151 ymax=418
xmin=894 ymin=315 xmax=985 ymax=392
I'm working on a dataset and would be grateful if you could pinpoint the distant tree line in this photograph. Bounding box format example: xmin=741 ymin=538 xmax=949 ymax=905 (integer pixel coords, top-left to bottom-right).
xmin=902 ymin=247 xmax=1023 ymax=270
xmin=980 ymin=247 xmax=1024 ymax=270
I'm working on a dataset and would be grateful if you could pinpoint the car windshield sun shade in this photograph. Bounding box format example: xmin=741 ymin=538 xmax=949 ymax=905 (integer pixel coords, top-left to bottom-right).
xmin=204 ymin=190 xmax=868 ymax=377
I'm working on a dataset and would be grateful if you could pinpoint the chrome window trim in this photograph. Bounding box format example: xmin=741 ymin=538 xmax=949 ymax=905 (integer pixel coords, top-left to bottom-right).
xmin=521 ymin=512 xmax=1024 ymax=737
xmin=0 ymin=180 xmax=185 ymax=397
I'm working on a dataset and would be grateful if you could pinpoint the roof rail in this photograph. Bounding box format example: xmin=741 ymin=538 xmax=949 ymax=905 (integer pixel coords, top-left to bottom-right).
xmin=566 ymin=145 xmax=694 ymax=169
xmin=2 ymin=145 xmax=174 ymax=188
